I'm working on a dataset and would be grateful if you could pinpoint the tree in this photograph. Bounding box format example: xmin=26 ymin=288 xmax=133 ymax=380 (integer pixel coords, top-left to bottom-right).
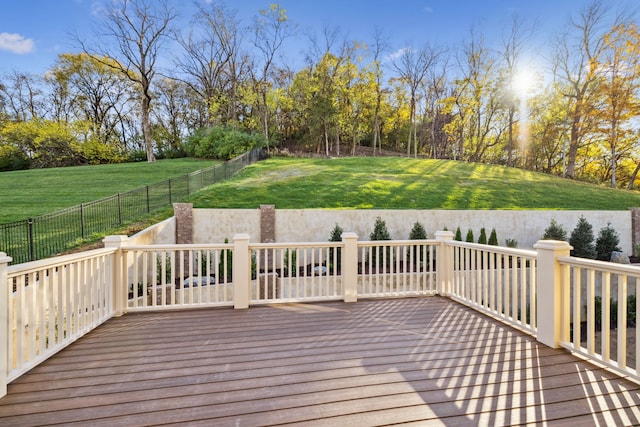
xmin=595 ymin=22 xmax=640 ymax=188
xmin=251 ymin=3 xmax=295 ymax=146
xmin=478 ymin=227 xmax=487 ymax=244
xmin=543 ymin=219 xmax=568 ymax=241
xmin=392 ymin=44 xmax=441 ymax=157
xmin=552 ymin=1 xmax=614 ymax=179
xmin=595 ymin=222 xmax=621 ymax=261
xmin=175 ymin=2 xmax=246 ymax=128
xmin=78 ymin=0 xmax=178 ymax=162
xmin=569 ymin=216 xmax=596 ymax=259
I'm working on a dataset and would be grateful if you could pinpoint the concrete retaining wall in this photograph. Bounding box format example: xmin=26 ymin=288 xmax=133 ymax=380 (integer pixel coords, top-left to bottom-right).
xmin=189 ymin=208 xmax=633 ymax=254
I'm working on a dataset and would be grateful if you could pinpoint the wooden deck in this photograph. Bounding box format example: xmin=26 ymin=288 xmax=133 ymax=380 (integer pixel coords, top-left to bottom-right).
xmin=1 ymin=297 xmax=640 ymax=426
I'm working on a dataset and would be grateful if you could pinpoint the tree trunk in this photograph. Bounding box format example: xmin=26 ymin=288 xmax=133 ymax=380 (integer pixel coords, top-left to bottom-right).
xmin=141 ymin=92 xmax=156 ymax=163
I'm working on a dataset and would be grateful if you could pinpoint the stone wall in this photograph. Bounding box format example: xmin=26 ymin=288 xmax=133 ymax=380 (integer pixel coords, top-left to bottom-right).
xmin=185 ymin=207 xmax=634 ymax=254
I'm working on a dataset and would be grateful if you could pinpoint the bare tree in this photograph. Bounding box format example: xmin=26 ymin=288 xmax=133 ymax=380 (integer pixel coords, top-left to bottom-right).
xmin=370 ymin=26 xmax=389 ymax=157
xmin=0 ymin=71 xmax=44 ymax=122
xmin=77 ymin=0 xmax=178 ymax=162
xmin=174 ymin=2 xmax=244 ymax=127
xmin=500 ymin=14 xmax=534 ymax=167
xmin=392 ymin=44 xmax=441 ymax=157
xmin=251 ymin=3 xmax=296 ymax=146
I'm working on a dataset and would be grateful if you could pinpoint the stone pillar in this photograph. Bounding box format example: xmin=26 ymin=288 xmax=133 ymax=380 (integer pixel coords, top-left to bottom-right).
xmin=631 ymin=208 xmax=640 ymax=256
xmin=174 ymin=203 xmax=193 ymax=276
xmin=174 ymin=203 xmax=193 ymax=244
xmin=260 ymin=204 xmax=276 ymax=243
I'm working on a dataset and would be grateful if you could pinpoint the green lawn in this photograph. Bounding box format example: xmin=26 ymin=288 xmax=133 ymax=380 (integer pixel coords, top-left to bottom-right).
xmin=0 ymin=159 xmax=218 ymax=223
xmin=188 ymin=157 xmax=640 ymax=210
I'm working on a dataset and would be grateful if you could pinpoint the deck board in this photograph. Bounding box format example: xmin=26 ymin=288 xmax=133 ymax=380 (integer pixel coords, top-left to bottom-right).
xmin=1 ymin=297 xmax=640 ymax=426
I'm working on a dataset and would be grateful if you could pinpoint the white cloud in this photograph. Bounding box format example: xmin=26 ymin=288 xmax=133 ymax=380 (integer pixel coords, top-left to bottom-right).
xmin=0 ymin=32 xmax=34 ymax=54
xmin=386 ymin=47 xmax=409 ymax=62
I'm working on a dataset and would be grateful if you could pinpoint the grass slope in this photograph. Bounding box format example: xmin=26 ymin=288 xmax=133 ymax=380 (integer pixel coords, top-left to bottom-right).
xmin=0 ymin=159 xmax=218 ymax=223
xmin=189 ymin=157 xmax=640 ymax=210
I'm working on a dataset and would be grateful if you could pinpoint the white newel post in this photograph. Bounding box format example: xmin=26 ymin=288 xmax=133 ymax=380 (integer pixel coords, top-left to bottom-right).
xmin=534 ymin=240 xmax=572 ymax=348
xmin=435 ymin=231 xmax=454 ymax=296
xmin=233 ymin=234 xmax=251 ymax=309
xmin=103 ymin=235 xmax=129 ymax=317
xmin=0 ymin=252 xmax=12 ymax=398
xmin=342 ymin=232 xmax=358 ymax=303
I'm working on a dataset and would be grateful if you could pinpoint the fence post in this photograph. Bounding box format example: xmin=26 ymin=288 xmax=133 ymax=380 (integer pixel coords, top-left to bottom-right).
xmin=534 ymin=240 xmax=572 ymax=348
xmin=103 ymin=235 xmax=130 ymax=317
xmin=435 ymin=231 xmax=454 ymax=296
xmin=233 ymin=234 xmax=251 ymax=309
xmin=0 ymin=251 xmax=13 ymax=398
xmin=342 ymin=232 xmax=358 ymax=303
xmin=27 ymin=218 xmax=35 ymax=261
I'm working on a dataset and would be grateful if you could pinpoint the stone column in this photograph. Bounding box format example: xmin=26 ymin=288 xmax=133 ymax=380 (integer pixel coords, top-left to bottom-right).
xmin=260 ymin=204 xmax=276 ymax=243
xmin=174 ymin=203 xmax=193 ymax=277
xmin=631 ymin=208 xmax=640 ymax=256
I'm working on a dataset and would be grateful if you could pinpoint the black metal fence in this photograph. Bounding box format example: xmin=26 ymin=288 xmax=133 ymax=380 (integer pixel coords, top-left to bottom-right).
xmin=0 ymin=148 xmax=267 ymax=264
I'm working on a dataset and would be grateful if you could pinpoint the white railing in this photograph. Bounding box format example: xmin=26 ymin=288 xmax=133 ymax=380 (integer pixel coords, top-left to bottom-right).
xmin=356 ymin=240 xmax=438 ymax=298
xmin=121 ymin=244 xmax=234 ymax=311
xmin=557 ymin=256 xmax=640 ymax=382
xmin=447 ymin=241 xmax=538 ymax=334
xmin=250 ymin=242 xmax=343 ymax=303
xmin=4 ymin=248 xmax=115 ymax=384
xmin=4 ymin=231 xmax=640 ymax=398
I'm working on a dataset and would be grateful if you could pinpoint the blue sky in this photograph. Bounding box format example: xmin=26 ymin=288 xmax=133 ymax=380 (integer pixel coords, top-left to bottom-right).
xmin=0 ymin=0 xmax=635 ymax=76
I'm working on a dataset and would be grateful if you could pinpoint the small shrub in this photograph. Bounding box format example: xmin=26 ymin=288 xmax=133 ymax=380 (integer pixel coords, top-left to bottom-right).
xmin=370 ymin=217 xmax=391 ymax=241
xmin=454 ymin=227 xmax=462 ymax=241
xmin=465 ymin=229 xmax=474 ymax=243
xmin=595 ymin=223 xmax=621 ymax=261
xmin=488 ymin=229 xmax=498 ymax=246
xmin=505 ymin=238 xmax=518 ymax=248
xmin=569 ymin=216 xmax=596 ymax=259
xmin=328 ymin=224 xmax=343 ymax=273
xmin=408 ymin=221 xmax=428 ymax=268
xmin=219 ymin=238 xmax=233 ymax=282
xmin=543 ymin=219 xmax=568 ymax=241
xmin=369 ymin=217 xmax=391 ymax=269
xmin=478 ymin=227 xmax=487 ymax=244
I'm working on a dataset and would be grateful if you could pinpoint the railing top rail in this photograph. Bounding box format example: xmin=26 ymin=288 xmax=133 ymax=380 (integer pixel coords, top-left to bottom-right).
xmin=249 ymin=241 xmax=343 ymax=249
xmin=7 ymin=247 xmax=117 ymax=275
xmin=446 ymin=240 xmax=537 ymax=257
xmin=357 ymin=239 xmax=440 ymax=246
xmin=124 ymin=243 xmax=233 ymax=251
xmin=558 ymin=255 xmax=640 ymax=275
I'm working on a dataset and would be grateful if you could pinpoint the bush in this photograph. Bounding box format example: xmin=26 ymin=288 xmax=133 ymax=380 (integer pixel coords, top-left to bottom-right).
xmin=488 ymin=229 xmax=498 ymax=246
xmin=0 ymin=144 xmax=29 ymax=171
xmin=408 ymin=222 xmax=428 ymax=267
xmin=328 ymin=223 xmax=343 ymax=273
xmin=454 ymin=227 xmax=462 ymax=241
xmin=369 ymin=217 xmax=391 ymax=269
xmin=409 ymin=221 xmax=427 ymax=240
xmin=465 ymin=229 xmax=474 ymax=243
xmin=569 ymin=216 xmax=596 ymax=259
xmin=478 ymin=227 xmax=487 ymax=244
xmin=543 ymin=219 xmax=567 ymax=241
xmin=185 ymin=126 xmax=267 ymax=160
xmin=595 ymin=223 xmax=621 ymax=261
xmin=370 ymin=217 xmax=391 ymax=241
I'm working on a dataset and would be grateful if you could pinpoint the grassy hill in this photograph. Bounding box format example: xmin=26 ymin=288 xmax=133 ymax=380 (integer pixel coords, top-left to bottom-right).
xmin=0 ymin=158 xmax=218 ymax=223
xmin=188 ymin=157 xmax=640 ymax=210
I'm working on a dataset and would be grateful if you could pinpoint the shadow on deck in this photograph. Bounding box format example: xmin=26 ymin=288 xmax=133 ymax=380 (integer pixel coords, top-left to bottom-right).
xmin=1 ymin=297 xmax=640 ymax=426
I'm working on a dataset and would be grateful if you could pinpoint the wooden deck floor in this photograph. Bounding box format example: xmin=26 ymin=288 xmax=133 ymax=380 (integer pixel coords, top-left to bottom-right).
xmin=2 ymin=297 xmax=640 ymax=426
